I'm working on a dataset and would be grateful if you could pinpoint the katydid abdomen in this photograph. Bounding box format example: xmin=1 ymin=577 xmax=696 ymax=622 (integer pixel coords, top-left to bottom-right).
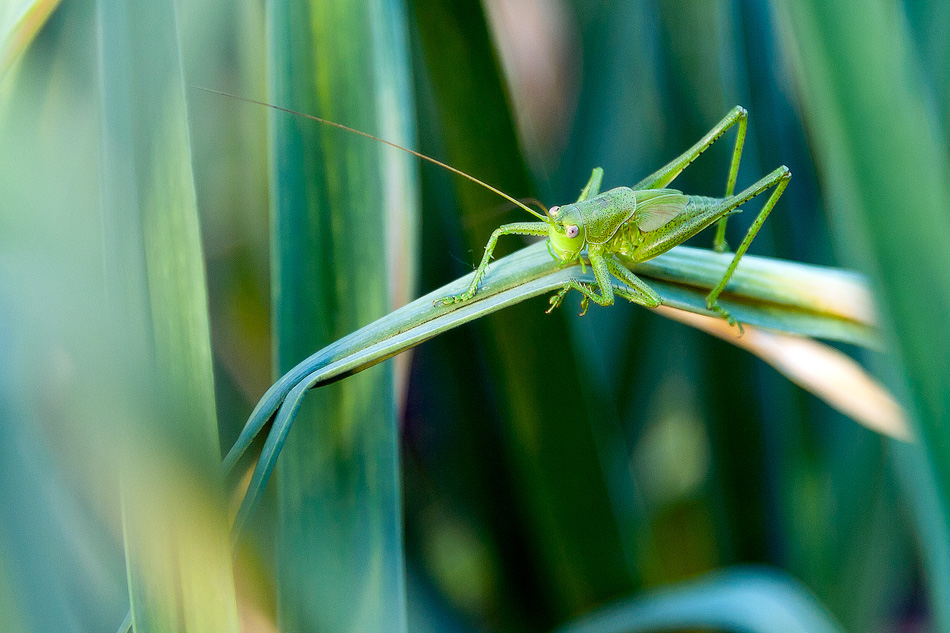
xmin=615 ymin=195 xmax=731 ymax=263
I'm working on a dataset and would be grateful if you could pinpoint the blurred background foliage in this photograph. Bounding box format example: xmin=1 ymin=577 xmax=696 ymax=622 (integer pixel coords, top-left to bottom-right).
xmin=1 ymin=0 xmax=949 ymax=632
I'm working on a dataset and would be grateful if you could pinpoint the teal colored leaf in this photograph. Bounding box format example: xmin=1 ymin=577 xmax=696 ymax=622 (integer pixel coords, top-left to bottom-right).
xmin=266 ymin=0 xmax=417 ymax=631
xmin=775 ymin=0 xmax=950 ymax=627
xmin=555 ymin=567 xmax=845 ymax=633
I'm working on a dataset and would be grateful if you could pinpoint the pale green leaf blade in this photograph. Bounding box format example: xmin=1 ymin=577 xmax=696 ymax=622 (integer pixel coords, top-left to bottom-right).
xmin=224 ymin=242 xmax=880 ymax=483
xmin=774 ymin=0 xmax=950 ymax=626
xmin=96 ymin=0 xmax=238 ymax=630
xmin=226 ymin=243 xmax=892 ymax=535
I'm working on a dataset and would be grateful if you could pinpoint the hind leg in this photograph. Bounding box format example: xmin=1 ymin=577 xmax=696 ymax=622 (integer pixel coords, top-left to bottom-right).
xmin=547 ymin=248 xmax=615 ymax=316
xmin=705 ymin=166 xmax=791 ymax=331
xmin=606 ymin=256 xmax=661 ymax=308
xmin=633 ymin=106 xmax=749 ymax=253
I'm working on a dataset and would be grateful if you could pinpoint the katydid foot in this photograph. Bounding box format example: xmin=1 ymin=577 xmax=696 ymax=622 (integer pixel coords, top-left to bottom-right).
xmin=435 ymin=290 xmax=476 ymax=307
xmin=706 ymin=298 xmax=744 ymax=336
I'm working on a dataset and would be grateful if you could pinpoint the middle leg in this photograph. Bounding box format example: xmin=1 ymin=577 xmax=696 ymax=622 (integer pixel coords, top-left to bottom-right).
xmin=546 ymin=248 xmax=615 ymax=316
xmin=437 ymin=221 xmax=550 ymax=305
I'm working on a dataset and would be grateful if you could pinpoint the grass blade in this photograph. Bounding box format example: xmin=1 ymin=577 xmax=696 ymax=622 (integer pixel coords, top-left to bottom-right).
xmin=224 ymin=243 xmax=881 ymax=477
xmin=227 ymin=243 xmax=893 ymax=535
xmin=413 ymin=0 xmax=646 ymax=611
xmin=0 ymin=4 xmax=136 ymax=629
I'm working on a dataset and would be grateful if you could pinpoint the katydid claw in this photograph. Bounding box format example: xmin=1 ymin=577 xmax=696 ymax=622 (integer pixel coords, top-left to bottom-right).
xmin=578 ymin=296 xmax=590 ymax=317
xmin=707 ymin=301 xmax=744 ymax=336
xmin=546 ymin=287 xmax=570 ymax=313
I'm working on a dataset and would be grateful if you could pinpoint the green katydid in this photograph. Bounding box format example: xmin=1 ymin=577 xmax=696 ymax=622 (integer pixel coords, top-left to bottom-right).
xmin=200 ymin=90 xmax=789 ymax=329
xmin=436 ymin=106 xmax=791 ymax=329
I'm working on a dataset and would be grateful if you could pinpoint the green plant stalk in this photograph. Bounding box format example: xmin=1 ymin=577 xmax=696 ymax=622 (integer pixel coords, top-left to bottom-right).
xmin=227 ymin=243 xmax=880 ymax=540
xmin=413 ymin=0 xmax=634 ymax=610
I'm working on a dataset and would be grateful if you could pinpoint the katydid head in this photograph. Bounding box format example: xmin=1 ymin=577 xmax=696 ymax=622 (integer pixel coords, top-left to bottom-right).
xmin=546 ymin=203 xmax=586 ymax=261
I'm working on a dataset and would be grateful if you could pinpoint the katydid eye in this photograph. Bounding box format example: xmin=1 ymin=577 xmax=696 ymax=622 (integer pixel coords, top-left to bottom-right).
xmin=548 ymin=205 xmax=560 ymax=217
xmin=566 ymin=224 xmax=579 ymax=238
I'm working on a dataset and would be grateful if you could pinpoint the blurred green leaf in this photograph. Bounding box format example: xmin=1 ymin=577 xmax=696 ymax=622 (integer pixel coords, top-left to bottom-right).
xmin=266 ymin=0 xmax=416 ymax=631
xmin=0 ymin=4 xmax=133 ymax=630
xmin=0 ymin=0 xmax=60 ymax=75
xmin=774 ymin=0 xmax=950 ymax=627
xmin=555 ymin=567 xmax=845 ymax=633
xmin=96 ymin=0 xmax=238 ymax=629
xmin=412 ymin=0 xmax=639 ymax=617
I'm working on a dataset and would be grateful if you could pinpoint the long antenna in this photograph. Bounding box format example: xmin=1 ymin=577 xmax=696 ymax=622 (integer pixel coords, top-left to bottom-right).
xmin=195 ymin=86 xmax=550 ymax=222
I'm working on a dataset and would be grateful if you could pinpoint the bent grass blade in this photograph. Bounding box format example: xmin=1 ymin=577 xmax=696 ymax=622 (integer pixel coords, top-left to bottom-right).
xmin=225 ymin=241 xmax=902 ymax=543
xmin=658 ymin=307 xmax=908 ymax=440
xmin=201 ymin=91 xmax=900 ymax=550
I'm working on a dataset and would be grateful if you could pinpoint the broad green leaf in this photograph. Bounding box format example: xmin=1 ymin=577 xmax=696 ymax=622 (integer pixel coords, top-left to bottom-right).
xmin=266 ymin=0 xmax=416 ymax=631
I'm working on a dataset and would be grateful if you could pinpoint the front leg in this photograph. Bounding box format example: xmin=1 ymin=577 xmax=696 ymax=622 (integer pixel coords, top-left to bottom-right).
xmin=437 ymin=222 xmax=550 ymax=306
xmin=546 ymin=247 xmax=614 ymax=316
